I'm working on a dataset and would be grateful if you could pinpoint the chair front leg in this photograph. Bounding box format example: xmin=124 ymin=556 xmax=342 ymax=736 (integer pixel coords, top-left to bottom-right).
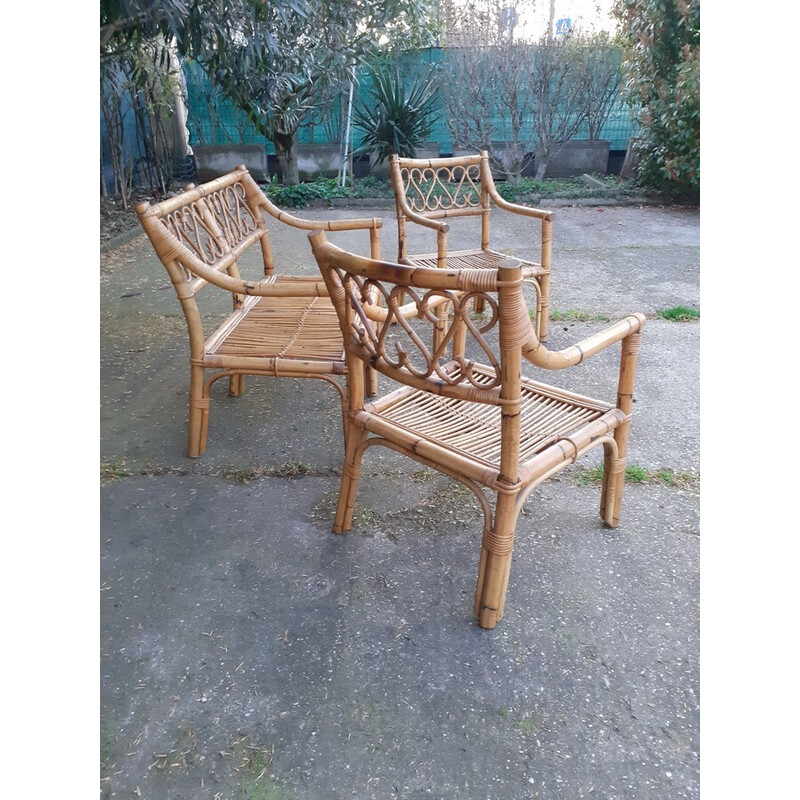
xmin=333 ymin=424 xmax=369 ymax=534
xmin=187 ymin=364 xmax=209 ymax=458
xmin=600 ymin=440 xmax=626 ymax=528
xmin=474 ymin=492 xmax=520 ymax=629
xmin=600 ymin=330 xmax=642 ymax=527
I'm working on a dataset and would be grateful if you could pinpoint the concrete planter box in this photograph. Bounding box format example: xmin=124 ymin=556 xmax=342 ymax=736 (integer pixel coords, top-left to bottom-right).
xmin=369 ymin=142 xmax=440 ymax=178
xmin=489 ymin=141 xmax=532 ymax=181
xmin=540 ymin=140 xmax=610 ymax=178
xmin=452 ymin=148 xmax=481 ymax=158
xmin=192 ymin=145 xmax=268 ymax=182
xmin=296 ymin=143 xmax=342 ymax=180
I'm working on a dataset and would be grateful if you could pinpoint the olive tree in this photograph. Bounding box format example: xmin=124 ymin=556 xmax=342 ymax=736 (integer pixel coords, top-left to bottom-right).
xmin=205 ymin=0 xmax=438 ymax=185
xmin=100 ymin=0 xmax=278 ymax=199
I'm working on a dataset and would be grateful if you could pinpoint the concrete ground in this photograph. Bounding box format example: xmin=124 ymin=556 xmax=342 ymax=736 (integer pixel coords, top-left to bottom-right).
xmin=100 ymin=199 xmax=700 ymax=799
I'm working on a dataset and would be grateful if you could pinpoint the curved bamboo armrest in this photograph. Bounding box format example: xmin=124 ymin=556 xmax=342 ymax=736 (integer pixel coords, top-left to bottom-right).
xmin=486 ymin=186 xmax=554 ymax=221
xmin=174 ymin=242 xmax=329 ymax=299
xmin=398 ymin=202 xmax=450 ymax=233
xmin=237 ymin=168 xmax=383 ymax=233
xmin=522 ymin=313 xmax=646 ymax=370
xmin=260 ymin=201 xmax=384 ymax=233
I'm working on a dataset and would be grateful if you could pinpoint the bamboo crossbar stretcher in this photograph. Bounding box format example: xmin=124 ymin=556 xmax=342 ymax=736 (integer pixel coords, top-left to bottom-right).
xmin=310 ymin=230 xmax=645 ymax=630
xmin=135 ymin=165 xmax=383 ymax=457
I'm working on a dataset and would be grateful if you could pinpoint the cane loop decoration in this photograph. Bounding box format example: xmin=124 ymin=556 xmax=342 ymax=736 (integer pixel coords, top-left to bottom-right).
xmin=163 ymin=183 xmax=258 ymax=270
xmin=402 ymin=164 xmax=483 ymax=213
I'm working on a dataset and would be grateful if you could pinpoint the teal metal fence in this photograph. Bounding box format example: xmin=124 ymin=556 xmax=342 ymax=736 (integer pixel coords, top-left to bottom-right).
xmin=183 ymin=47 xmax=637 ymax=158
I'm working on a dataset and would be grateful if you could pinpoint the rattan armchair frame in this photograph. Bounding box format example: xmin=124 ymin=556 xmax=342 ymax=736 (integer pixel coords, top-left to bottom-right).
xmin=135 ymin=165 xmax=382 ymax=458
xmin=310 ymin=230 xmax=645 ymax=629
xmin=389 ymin=150 xmax=553 ymax=342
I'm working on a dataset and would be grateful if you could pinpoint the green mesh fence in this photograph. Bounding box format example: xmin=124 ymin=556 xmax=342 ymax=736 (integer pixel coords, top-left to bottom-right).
xmin=183 ymin=47 xmax=638 ymax=158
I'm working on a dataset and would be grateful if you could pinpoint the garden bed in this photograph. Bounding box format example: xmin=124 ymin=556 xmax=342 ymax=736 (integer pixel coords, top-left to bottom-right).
xmin=101 ymin=174 xmax=656 ymax=246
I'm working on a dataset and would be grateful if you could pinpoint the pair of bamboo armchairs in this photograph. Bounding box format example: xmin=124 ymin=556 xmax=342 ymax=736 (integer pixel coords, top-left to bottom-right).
xmin=137 ymin=154 xmax=644 ymax=629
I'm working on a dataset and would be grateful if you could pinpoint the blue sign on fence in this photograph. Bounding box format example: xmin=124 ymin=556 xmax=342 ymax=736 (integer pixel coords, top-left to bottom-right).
xmin=555 ymin=18 xmax=572 ymax=36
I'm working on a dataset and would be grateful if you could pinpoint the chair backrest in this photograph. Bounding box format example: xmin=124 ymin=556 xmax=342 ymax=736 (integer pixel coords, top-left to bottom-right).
xmin=135 ymin=166 xmax=273 ymax=303
xmin=389 ymin=151 xmax=497 ymax=261
xmin=135 ymin=165 xmax=286 ymax=363
xmin=309 ymin=231 xmax=531 ymax=409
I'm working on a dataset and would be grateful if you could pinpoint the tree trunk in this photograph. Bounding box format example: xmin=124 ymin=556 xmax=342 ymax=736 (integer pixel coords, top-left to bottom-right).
xmin=274 ymin=132 xmax=299 ymax=185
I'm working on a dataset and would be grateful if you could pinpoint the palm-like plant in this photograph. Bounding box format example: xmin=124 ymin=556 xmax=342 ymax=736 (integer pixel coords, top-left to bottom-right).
xmin=353 ymin=61 xmax=439 ymax=166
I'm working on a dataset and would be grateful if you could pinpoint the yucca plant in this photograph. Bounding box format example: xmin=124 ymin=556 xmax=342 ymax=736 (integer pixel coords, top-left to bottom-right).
xmin=353 ymin=61 xmax=439 ymax=166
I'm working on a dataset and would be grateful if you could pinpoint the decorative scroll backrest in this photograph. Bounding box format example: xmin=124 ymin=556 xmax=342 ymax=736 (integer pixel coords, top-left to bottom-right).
xmin=313 ymin=239 xmax=528 ymax=408
xmin=396 ymin=158 xmax=486 ymax=217
xmin=162 ymin=183 xmax=258 ymax=266
xmin=137 ymin=168 xmax=268 ymax=297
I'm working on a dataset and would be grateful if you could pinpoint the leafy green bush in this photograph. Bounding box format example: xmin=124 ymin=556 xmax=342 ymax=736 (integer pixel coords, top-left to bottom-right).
xmin=262 ymin=172 xmax=639 ymax=209
xmin=347 ymin=174 xmax=394 ymax=199
xmin=263 ymin=176 xmax=349 ymax=208
xmin=493 ymin=175 xmax=632 ymax=201
xmin=614 ymin=0 xmax=700 ymax=199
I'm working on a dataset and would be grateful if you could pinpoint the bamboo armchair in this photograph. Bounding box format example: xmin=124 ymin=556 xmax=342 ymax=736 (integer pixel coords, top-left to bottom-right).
xmin=135 ymin=166 xmax=382 ymax=458
xmin=389 ymin=150 xmax=553 ymax=342
xmin=310 ymin=231 xmax=645 ymax=629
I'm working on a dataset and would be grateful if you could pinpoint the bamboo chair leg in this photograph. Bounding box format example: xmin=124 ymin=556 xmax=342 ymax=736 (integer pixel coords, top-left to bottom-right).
xmin=537 ymin=276 xmax=550 ymax=343
xmin=187 ymin=365 xmax=209 ymax=458
xmin=473 ymin=295 xmax=486 ymax=314
xmin=365 ymin=363 xmax=378 ymax=397
xmin=229 ymin=373 xmax=246 ymax=397
xmin=600 ymin=440 xmax=626 ymax=528
xmin=333 ymin=427 xmax=368 ymax=534
xmin=600 ymin=331 xmax=642 ymax=527
xmin=474 ymin=493 xmax=519 ymax=629
xmin=198 ymin=398 xmax=210 ymax=456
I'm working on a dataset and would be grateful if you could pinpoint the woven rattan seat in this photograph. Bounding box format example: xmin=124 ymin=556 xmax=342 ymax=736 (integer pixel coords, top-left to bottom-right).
xmin=135 ymin=166 xmax=382 ymax=457
xmin=403 ymin=249 xmax=548 ymax=279
xmin=310 ymin=231 xmax=645 ymax=629
xmin=205 ymin=294 xmax=344 ymax=365
xmin=389 ymin=151 xmax=553 ymax=341
xmin=366 ymin=364 xmax=616 ymax=474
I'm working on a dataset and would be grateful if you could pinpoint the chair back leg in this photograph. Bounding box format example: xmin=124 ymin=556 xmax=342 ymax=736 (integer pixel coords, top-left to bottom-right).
xmin=229 ymin=373 xmax=246 ymax=397
xmin=536 ymin=277 xmax=550 ymax=343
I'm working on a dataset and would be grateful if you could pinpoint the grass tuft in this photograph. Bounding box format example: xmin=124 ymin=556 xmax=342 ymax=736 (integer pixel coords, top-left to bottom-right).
xmin=100 ymin=459 xmax=130 ymax=483
xmin=218 ymin=461 xmax=314 ymax=483
xmin=550 ymin=309 xmax=611 ymax=323
xmin=656 ymin=305 xmax=699 ymax=321
xmin=575 ymin=464 xmax=699 ymax=488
